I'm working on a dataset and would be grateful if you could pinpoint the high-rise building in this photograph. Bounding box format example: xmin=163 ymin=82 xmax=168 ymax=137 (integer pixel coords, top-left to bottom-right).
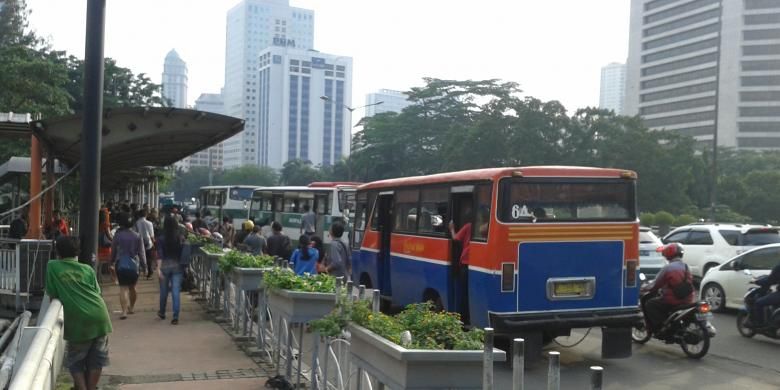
xmin=162 ymin=49 xmax=188 ymax=109
xmin=364 ymin=89 xmax=412 ymax=117
xmin=599 ymin=63 xmax=626 ymax=115
xmin=222 ymin=0 xmax=315 ymax=169
xmin=625 ymin=0 xmax=780 ymax=149
xmin=183 ymin=92 xmax=226 ymax=171
xmin=256 ymin=47 xmax=352 ymax=169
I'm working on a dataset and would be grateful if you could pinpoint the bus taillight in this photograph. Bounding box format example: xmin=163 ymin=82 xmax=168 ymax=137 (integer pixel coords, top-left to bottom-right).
xmin=501 ymin=263 xmax=515 ymax=292
xmin=625 ymin=260 xmax=637 ymax=287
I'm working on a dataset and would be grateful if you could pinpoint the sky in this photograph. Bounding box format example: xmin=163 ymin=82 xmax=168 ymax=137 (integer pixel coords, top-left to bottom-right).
xmin=25 ymin=0 xmax=630 ymax=114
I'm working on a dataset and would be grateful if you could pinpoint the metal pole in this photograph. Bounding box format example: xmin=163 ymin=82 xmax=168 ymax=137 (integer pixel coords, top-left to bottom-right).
xmin=483 ymin=327 xmax=494 ymax=390
xmin=590 ymin=366 xmax=603 ymax=390
xmin=358 ymin=284 xmax=366 ymax=300
xmin=547 ymin=351 xmax=560 ymax=390
xmin=78 ymin=0 xmax=106 ymax=265
xmin=512 ymin=338 xmax=524 ymax=390
xmin=311 ymin=332 xmax=320 ymax=390
xmin=372 ymin=289 xmax=380 ymax=312
xmin=208 ymin=147 xmax=214 ymax=186
xmin=710 ymin=0 xmax=723 ymax=222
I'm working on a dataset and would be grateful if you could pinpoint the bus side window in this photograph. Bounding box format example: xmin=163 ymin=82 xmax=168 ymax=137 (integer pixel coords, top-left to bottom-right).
xmin=370 ymin=194 xmax=380 ymax=231
xmin=393 ymin=189 xmax=419 ymax=233
xmin=472 ymin=184 xmax=492 ymax=241
xmin=419 ymin=187 xmax=449 ymax=235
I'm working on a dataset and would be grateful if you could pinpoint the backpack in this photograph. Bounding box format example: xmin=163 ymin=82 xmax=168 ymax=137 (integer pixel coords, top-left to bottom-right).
xmin=672 ymin=264 xmax=694 ymax=300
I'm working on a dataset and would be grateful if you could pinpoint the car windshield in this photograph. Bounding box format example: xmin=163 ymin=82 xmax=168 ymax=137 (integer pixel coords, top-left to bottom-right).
xmin=639 ymin=230 xmax=661 ymax=245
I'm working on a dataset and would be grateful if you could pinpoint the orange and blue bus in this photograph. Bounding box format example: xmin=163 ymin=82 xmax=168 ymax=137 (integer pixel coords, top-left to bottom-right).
xmin=350 ymin=166 xmax=641 ymax=357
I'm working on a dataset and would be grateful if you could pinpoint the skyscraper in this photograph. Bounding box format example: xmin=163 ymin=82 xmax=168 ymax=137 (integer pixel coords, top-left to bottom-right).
xmin=365 ymin=89 xmax=412 ymax=117
xmin=625 ymin=0 xmax=780 ymax=149
xmin=162 ymin=49 xmax=188 ymax=109
xmin=186 ymin=92 xmax=226 ymax=171
xmin=599 ymin=63 xmax=626 ymax=115
xmin=257 ymin=47 xmax=352 ymax=169
xmin=222 ymin=0 xmax=315 ymax=168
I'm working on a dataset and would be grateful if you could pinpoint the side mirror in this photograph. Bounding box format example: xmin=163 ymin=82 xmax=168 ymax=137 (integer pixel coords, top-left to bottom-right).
xmin=743 ymin=269 xmax=753 ymax=276
xmin=639 ymin=273 xmax=647 ymax=282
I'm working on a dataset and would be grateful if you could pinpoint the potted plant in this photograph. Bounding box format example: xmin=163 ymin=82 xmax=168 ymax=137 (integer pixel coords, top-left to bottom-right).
xmin=312 ymin=301 xmax=505 ymax=390
xmin=263 ymin=268 xmax=337 ymax=324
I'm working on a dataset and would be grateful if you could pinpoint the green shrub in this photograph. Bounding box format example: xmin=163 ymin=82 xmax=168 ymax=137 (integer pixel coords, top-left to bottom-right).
xmin=674 ymin=214 xmax=697 ymax=226
xmin=654 ymin=211 xmax=675 ymax=226
xmin=639 ymin=212 xmax=655 ymax=227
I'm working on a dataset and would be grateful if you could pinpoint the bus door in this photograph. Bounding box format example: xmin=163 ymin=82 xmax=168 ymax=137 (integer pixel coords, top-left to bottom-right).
xmin=272 ymin=194 xmax=284 ymax=226
xmin=314 ymin=193 xmax=329 ymax=241
xmin=450 ymin=186 xmax=474 ymax=323
xmin=376 ymin=193 xmax=394 ymax=296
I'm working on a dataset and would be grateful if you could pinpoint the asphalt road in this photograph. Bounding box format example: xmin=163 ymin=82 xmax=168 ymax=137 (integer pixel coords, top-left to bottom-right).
xmin=492 ymin=311 xmax=780 ymax=389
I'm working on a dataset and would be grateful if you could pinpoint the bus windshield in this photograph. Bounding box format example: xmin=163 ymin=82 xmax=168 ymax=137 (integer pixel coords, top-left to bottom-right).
xmin=229 ymin=187 xmax=255 ymax=201
xmin=499 ymin=179 xmax=635 ymax=223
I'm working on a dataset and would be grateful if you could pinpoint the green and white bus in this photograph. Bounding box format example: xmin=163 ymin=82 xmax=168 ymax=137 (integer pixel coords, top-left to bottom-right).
xmin=248 ymin=182 xmax=358 ymax=245
xmin=198 ymin=185 xmax=260 ymax=228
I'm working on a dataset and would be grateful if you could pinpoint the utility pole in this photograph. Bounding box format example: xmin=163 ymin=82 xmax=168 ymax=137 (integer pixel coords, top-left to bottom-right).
xmin=78 ymin=0 xmax=106 ymax=264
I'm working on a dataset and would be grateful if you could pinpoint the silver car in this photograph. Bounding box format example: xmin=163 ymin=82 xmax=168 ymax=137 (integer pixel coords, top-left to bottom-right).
xmin=639 ymin=227 xmax=666 ymax=280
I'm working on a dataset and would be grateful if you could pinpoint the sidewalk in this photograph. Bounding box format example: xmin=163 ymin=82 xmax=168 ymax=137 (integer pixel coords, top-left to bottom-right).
xmin=96 ymin=273 xmax=271 ymax=390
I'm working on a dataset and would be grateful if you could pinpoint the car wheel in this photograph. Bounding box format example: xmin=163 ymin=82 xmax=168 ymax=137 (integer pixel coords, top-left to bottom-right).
xmin=702 ymin=283 xmax=725 ymax=312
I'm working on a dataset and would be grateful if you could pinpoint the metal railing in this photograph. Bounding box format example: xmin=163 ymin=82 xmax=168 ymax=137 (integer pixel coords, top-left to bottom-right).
xmin=8 ymin=296 xmax=65 ymax=390
xmin=0 ymin=239 xmax=54 ymax=312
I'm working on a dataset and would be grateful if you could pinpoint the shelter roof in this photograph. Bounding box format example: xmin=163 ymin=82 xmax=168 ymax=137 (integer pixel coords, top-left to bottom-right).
xmin=31 ymin=107 xmax=244 ymax=176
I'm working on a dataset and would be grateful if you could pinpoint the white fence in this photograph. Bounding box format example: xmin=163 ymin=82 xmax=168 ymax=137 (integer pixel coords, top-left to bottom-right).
xmin=0 ymin=239 xmax=54 ymax=313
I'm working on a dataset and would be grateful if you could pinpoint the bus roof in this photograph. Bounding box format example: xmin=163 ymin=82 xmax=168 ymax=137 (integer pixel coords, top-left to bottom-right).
xmin=358 ymin=166 xmax=636 ymax=191
xmin=199 ymin=185 xmax=262 ymax=190
xmin=251 ymin=185 xmax=357 ymax=195
xmin=308 ymin=182 xmax=362 ymax=188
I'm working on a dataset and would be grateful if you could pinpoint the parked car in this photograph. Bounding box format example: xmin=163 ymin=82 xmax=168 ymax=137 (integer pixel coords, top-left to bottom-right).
xmin=662 ymin=224 xmax=780 ymax=279
xmin=639 ymin=227 xmax=665 ymax=280
xmin=699 ymin=243 xmax=780 ymax=312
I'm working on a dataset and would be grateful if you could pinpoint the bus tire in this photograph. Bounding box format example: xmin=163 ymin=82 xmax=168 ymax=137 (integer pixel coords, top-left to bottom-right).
xmin=422 ymin=288 xmax=445 ymax=312
xmin=359 ymin=273 xmax=373 ymax=289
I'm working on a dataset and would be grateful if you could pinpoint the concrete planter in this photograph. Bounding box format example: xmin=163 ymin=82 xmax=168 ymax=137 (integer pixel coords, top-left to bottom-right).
xmin=231 ymin=267 xmax=270 ymax=291
xmin=267 ymin=289 xmax=336 ymax=324
xmin=348 ymin=324 xmax=506 ymax=390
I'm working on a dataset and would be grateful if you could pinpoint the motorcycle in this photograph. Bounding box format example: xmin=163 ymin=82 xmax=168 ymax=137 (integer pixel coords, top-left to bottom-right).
xmin=632 ymin=273 xmax=715 ymax=359
xmin=736 ymin=271 xmax=780 ymax=340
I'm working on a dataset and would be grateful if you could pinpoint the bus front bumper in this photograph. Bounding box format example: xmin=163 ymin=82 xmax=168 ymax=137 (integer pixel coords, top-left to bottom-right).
xmin=489 ymin=307 xmax=641 ymax=335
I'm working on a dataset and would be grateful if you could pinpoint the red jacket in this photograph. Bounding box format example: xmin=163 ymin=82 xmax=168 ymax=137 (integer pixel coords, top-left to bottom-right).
xmin=648 ymin=259 xmax=694 ymax=306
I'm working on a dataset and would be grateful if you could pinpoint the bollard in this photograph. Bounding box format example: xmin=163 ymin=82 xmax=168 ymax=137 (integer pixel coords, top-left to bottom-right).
xmin=358 ymin=285 xmax=366 ymax=300
xmin=288 ymin=261 xmax=295 ymax=270
xmin=346 ymin=281 xmax=354 ymax=297
xmin=512 ymin=338 xmax=524 ymax=390
xmin=590 ymin=366 xmax=603 ymax=390
xmin=547 ymin=351 xmax=560 ymax=390
xmin=483 ymin=327 xmax=494 ymax=390
xmin=335 ymin=278 xmax=343 ymax=305
xmin=372 ymin=289 xmax=381 ymax=312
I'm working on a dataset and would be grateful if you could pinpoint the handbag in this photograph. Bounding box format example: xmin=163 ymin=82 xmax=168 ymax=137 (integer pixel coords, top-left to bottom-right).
xmin=99 ymin=231 xmax=112 ymax=248
xmin=117 ymin=253 xmax=139 ymax=274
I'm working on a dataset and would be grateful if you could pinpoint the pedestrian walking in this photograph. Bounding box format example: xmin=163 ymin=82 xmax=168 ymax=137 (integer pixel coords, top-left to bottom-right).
xmin=157 ymin=215 xmax=185 ymax=325
xmin=300 ymin=203 xmax=316 ymax=237
xmin=111 ymin=212 xmax=147 ymax=320
xmin=135 ymin=209 xmax=155 ymax=279
xmin=267 ymin=221 xmax=292 ymax=259
xmin=47 ymin=236 xmax=112 ymax=390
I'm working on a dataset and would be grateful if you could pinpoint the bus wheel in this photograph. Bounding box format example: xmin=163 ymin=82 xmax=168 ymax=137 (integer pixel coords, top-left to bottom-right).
xmin=359 ymin=273 xmax=373 ymax=289
xmin=422 ymin=289 xmax=444 ymax=312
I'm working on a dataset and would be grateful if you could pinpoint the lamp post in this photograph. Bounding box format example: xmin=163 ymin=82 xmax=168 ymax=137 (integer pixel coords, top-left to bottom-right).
xmin=319 ymin=97 xmax=383 ymax=179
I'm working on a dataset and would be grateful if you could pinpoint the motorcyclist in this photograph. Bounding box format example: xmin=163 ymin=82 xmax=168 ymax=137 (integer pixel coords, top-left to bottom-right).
xmin=745 ymin=262 xmax=780 ymax=328
xmin=642 ymin=243 xmax=695 ymax=333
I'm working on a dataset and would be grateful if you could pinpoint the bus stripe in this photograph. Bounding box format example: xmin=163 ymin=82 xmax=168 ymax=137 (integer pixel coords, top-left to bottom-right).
xmin=390 ymin=252 xmax=450 ymax=266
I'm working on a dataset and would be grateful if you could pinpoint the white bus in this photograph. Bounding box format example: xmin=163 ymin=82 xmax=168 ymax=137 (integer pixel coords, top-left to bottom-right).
xmin=248 ymin=182 xmax=358 ymax=245
xmin=198 ymin=185 xmax=260 ymax=228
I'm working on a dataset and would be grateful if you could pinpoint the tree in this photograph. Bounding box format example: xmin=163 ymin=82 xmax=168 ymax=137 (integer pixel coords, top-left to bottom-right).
xmin=279 ymin=159 xmax=322 ymax=186
xmin=170 ymin=167 xmax=209 ymax=202
xmin=216 ymin=165 xmax=278 ymax=187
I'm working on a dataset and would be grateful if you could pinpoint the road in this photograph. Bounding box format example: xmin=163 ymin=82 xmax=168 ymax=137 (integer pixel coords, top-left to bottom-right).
xmin=493 ymin=310 xmax=780 ymax=389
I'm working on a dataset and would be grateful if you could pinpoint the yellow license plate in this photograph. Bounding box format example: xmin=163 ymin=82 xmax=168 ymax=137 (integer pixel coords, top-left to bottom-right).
xmin=554 ymin=282 xmax=586 ymax=296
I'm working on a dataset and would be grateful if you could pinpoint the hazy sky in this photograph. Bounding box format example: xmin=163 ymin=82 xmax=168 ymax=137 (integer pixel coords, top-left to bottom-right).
xmin=26 ymin=0 xmax=630 ymax=113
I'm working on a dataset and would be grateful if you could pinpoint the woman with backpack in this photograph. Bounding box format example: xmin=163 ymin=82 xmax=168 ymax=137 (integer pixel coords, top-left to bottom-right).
xmin=156 ymin=215 xmax=185 ymax=325
xmin=290 ymin=235 xmax=319 ymax=275
xmin=111 ymin=212 xmax=147 ymax=320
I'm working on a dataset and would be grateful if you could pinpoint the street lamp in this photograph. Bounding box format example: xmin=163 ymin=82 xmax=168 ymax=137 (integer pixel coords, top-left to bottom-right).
xmin=319 ymin=95 xmax=384 ymax=114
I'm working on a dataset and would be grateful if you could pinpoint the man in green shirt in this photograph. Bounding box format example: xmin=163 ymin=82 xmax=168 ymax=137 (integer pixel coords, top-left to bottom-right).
xmin=46 ymin=236 xmax=112 ymax=390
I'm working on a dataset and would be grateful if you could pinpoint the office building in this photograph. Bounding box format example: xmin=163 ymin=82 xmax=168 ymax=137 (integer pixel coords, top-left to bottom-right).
xmin=222 ymin=0 xmax=315 ymax=168
xmin=625 ymin=0 xmax=780 ymax=149
xmin=162 ymin=49 xmax=188 ymax=109
xmin=179 ymin=92 xmax=226 ymax=171
xmin=599 ymin=63 xmax=627 ymax=114
xmin=256 ymin=47 xmax=352 ymax=169
xmin=365 ymin=89 xmax=412 ymax=117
